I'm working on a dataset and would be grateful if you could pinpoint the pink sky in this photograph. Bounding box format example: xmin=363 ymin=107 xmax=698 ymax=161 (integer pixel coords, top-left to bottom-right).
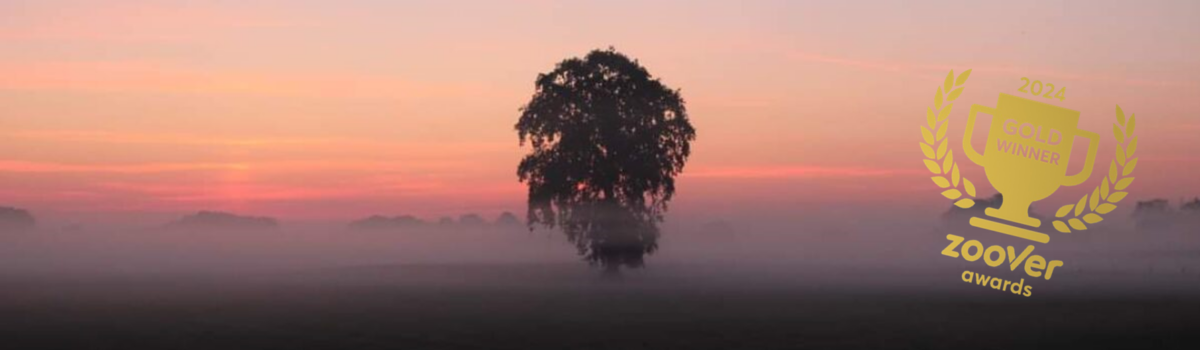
xmin=1 ymin=0 xmax=1197 ymax=225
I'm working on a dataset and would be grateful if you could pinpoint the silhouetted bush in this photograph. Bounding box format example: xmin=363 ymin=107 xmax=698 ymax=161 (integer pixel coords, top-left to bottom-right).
xmin=458 ymin=213 xmax=486 ymax=226
xmin=0 ymin=206 xmax=36 ymax=232
xmin=495 ymin=212 xmax=521 ymax=227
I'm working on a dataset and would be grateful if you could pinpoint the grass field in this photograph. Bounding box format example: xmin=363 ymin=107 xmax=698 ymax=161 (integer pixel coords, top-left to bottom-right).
xmin=2 ymin=261 xmax=1197 ymax=350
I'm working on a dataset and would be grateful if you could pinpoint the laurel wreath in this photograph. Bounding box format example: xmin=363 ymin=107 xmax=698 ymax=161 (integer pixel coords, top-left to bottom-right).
xmin=920 ymin=69 xmax=978 ymax=209
xmin=1050 ymin=106 xmax=1138 ymax=233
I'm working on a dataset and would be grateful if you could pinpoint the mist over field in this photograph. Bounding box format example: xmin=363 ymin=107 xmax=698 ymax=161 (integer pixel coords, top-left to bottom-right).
xmin=3 ymin=207 xmax=1197 ymax=294
xmin=2 ymin=207 xmax=1199 ymax=349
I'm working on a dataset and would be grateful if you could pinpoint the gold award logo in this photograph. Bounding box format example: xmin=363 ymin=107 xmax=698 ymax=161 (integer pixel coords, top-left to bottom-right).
xmin=922 ymin=70 xmax=1140 ymax=297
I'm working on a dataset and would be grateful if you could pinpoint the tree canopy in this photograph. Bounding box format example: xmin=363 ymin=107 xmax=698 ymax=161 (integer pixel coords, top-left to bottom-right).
xmin=516 ymin=48 xmax=695 ymax=272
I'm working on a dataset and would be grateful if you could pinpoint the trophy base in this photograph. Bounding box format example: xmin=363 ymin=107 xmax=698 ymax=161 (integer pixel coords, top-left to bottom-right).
xmin=969 ymin=217 xmax=1051 ymax=244
xmin=984 ymin=207 xmax=1042 ymax=227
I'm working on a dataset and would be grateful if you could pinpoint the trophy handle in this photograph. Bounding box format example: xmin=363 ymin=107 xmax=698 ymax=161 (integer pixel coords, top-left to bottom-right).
xmin=963 ymin=104 xmax=993 ymax=167
xmin=1063 ymin=129 xmax=1101 ymax=187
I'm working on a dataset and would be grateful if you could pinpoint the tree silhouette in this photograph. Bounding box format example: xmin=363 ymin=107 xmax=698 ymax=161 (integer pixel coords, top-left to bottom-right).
xmin=516 ymin=48 xmax=695 ymax=274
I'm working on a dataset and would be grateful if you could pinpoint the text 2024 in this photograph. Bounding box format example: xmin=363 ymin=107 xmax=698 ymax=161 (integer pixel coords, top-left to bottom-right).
xmin=1019 ymin=77 xmax=1065 ymax=101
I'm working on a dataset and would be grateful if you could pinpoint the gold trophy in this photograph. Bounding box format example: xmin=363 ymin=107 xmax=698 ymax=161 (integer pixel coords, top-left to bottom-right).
xmin=962 ymin=93 xmax=1099 ymax=243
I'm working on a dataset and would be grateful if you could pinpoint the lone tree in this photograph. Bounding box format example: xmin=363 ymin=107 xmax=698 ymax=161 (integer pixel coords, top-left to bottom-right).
xmin=516 ymin=48 xmax=696 ymax=274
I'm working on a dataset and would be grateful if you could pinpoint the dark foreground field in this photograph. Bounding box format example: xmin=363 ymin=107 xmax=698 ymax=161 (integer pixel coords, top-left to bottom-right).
xmin=1 ymin=262 xmax=1197 ymax=350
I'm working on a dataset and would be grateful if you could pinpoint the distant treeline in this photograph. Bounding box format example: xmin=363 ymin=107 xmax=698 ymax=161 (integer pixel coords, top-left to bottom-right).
xmin=1132 ymin=198 xmax=1200 ymax=230
xmin=0 ymin=207 xmax=525 ymax=233
xmin=940 ymin=195 xmax=1200 ymax=231
xmin=348 ymin=212 xmax=521 ymax=231
xmin=0 ymin=206 xmax=36 ymax=232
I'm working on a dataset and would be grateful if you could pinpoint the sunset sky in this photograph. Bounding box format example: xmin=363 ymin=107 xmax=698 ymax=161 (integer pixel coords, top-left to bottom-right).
xmin=1 ymin=0 xmax=1197 ymax=226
